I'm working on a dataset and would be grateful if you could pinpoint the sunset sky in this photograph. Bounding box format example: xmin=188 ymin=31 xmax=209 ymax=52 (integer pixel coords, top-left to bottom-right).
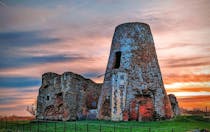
xmin=0 ymin=0 xmax=210 ymax=116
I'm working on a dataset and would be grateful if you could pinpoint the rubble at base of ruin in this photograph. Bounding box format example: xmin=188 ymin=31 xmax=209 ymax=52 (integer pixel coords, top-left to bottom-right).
xmin=36 ymin=22 xmax=180 ymax=121
xmin=36 ymin=72 xmax=102 ymax=121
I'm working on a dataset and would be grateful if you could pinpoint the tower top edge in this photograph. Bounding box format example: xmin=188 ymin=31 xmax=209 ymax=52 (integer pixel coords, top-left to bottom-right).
xmin=115 ymin=22 xmax=150 ymax=29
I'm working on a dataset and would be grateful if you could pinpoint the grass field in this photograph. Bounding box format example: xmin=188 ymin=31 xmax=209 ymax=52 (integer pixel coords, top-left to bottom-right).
xmin=0 ymin=116 xmax=209 ymax=132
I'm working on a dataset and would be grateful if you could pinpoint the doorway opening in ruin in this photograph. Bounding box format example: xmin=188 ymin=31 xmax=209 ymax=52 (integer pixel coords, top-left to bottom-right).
xmin=114 ymin=51 xmax=121 ymax=69
xmin=47 ymin=96 xmax=50 ymax=100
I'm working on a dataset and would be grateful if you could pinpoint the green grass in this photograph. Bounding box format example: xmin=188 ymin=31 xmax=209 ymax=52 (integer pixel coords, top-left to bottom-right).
xmin=0 ymin=116 xmax=209 ymax=132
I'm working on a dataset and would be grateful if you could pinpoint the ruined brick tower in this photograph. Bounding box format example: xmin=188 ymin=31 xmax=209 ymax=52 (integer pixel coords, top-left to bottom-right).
xmin=97 ymin=22 xmax=173 ymax=121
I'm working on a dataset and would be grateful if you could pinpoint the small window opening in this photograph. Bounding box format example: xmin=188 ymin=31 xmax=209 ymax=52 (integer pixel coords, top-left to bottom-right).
xmin=47 ymin=96 xmax=50 ymax=100
xmin=114 ymin=51 xmax=121 ymax=69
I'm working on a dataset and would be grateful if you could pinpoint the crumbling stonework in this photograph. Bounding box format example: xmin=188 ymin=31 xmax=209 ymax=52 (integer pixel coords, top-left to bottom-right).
xmin=36 ymin=22 xmax=179 ymax=122
xmin=97 ymin=22 xmax=174 ymax=121
xmin=36 ymin=72 xmax=102 ymax=121
xmin=168 ymin=94 xmax=180 ymax=116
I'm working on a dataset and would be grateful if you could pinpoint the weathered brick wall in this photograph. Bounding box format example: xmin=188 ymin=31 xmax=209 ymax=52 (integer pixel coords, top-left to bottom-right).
xmin=97 ymin=22 xmax=173 ymax=121
xmin=36 ymin=72 xmax=102 ymax=121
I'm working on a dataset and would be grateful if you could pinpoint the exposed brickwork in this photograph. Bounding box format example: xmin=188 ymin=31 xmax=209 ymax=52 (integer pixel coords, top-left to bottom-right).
xmin=130 ymin=99 xmax=138 ymax=121
xmin=138 ymin=97 xmax=154 ymax=121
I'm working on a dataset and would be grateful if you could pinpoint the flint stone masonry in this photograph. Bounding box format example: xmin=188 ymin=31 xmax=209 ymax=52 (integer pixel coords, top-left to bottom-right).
xmin=36 ymin=72 xmax=102 ymax=121
xmin=97 ymin=22 xmax=174 ymax=121
xmin=36 ymin=22 xmax=180 ymax=122
xmin=111 ymin=72 xmax=127 ymax=121
xmin=168 ymin=94 xmax=180 ymax=116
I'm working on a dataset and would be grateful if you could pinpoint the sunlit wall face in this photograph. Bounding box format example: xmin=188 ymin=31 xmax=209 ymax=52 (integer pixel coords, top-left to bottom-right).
xmin=0 ymin=0 xmax=210 ymax=116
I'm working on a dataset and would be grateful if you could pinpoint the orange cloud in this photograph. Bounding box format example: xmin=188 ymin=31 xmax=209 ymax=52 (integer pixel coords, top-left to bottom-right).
xmin=0 ymin=56 xmax=107 ymax=79
xmin=166 ymin=87 xmax=210 ymax=93
xmin=177 ymin=96 xmax=210 ymax=110
xmin=163 ymin=74 xmax=210 ymax=84
xmin=0 ymin=87 xmax=38 ymax=116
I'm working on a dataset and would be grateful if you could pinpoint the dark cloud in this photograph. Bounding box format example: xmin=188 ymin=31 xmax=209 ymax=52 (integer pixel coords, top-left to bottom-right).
xmin=0 ymin=97 xmax=28 ymax=105
xmin=0 ymin=54 xmax=87 ymax=69
xmin=0 ymin=77 xmax=40 ymax=88
xmin=157 ymin=42 xmax=210 ymax=51
xmin=167 ymin=62 xmax=210 ymax=68
xmin=0 ymin=30 xmax=63 ymax=68
xmin=164 ymin=74 xmax=210 ymax=84
xmin=0 ymin=30 xmax=61 ymax=47
xmin=0 ymin=30 xmax=96 ymax=70
xmin=161 ymin=56 xmax=210 ymax=68
xmin=1 ymin=0 xmax=74 ymax=8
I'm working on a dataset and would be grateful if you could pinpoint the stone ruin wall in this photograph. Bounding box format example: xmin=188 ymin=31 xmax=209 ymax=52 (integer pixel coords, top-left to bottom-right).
xmin=97 ymin=22 xmax=174 ymax=121
xmin=36 ymin=72 xmax=102 ymax=121
xmin=168 ymin=94 xmax=180 ymax=116
xmin=36 ymin=22 xmax=180 ymax=122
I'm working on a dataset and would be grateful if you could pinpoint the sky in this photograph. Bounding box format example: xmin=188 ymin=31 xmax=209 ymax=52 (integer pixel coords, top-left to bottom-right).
xmin=0 ymin=0 xmax=210 ymax=116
